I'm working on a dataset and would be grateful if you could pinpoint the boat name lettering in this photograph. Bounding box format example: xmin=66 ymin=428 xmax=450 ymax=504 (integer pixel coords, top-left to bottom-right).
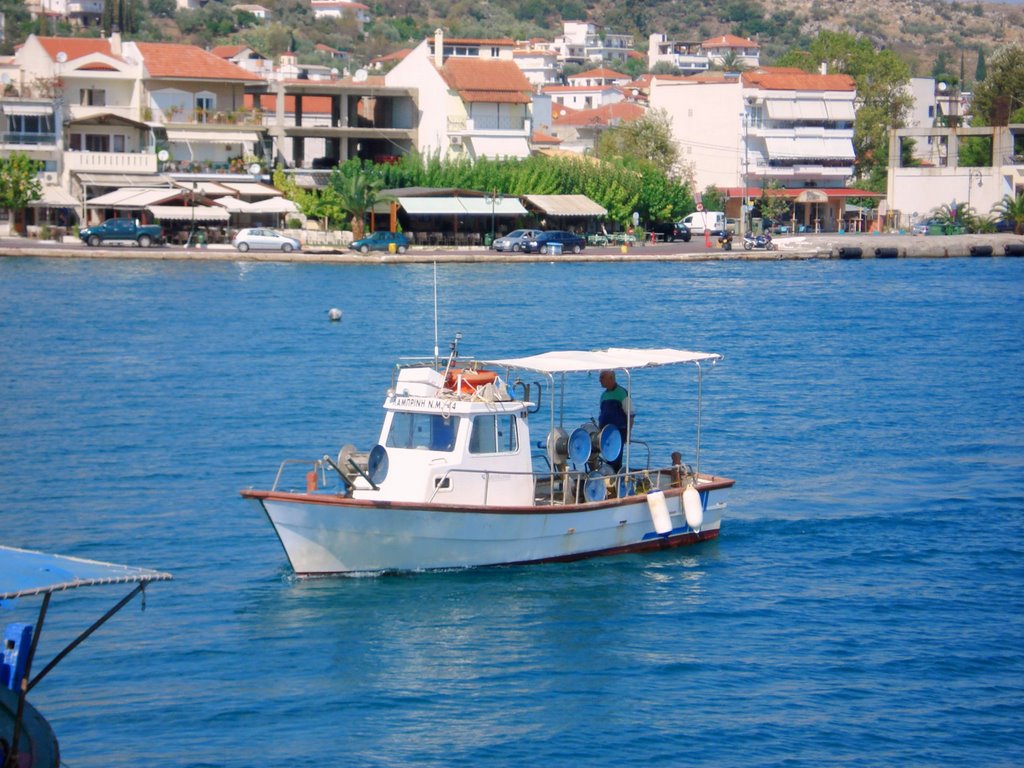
xmin=393 ymin=396 xmax=448 ymax=409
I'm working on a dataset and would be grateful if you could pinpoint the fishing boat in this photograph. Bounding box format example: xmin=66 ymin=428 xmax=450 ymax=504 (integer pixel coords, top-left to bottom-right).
xmin=1 ymin=546 xmax=171 ymax=768
xmin=242 ymin=336 xmax=734 ymax=576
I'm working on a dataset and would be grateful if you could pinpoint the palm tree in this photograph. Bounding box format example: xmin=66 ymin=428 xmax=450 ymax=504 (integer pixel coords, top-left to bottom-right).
xmin=325 ymin=166 xmax=394 ymax=238
xmin=992 ymin=192 xmax=1024 ymax=235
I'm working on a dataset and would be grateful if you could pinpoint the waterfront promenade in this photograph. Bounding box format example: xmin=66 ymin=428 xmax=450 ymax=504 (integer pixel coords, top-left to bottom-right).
xmin=1 ymin=232 xmax=1022 ymax=263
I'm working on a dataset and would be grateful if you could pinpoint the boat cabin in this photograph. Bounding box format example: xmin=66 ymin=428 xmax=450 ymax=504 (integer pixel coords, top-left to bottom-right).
xmin=349 ymin=365 xmax=535 ymax=506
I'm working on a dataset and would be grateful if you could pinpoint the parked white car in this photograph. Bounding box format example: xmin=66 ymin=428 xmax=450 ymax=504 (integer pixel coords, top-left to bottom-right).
xmin=491 ymin=229 xmax=542 ymax=252
xmin=232 ymin=228 xmax=301 ymax=253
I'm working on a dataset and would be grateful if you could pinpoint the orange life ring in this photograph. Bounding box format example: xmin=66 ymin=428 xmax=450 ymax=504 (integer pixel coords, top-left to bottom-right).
xmin=445 ymin=369 xmax=497 ymax=393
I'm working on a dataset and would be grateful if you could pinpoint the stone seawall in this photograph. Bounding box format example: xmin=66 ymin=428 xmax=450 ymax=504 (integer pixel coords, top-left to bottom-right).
xmin=1 ymin=233 xmax=1022 ymax=263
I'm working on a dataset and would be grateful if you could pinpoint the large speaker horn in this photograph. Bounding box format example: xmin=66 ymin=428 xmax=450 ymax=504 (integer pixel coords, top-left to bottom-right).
xmin=599 ymin=425 xmax=622 ymax=462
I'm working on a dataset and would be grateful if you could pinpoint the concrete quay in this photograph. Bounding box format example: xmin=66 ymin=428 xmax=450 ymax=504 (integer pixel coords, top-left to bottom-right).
xmin=1 ymin=233 xmax=1022 ymax=263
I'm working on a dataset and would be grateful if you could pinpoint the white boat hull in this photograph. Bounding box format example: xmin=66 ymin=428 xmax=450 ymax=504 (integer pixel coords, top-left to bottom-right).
xmin=244 ymin=483 xmax=728 ymax=575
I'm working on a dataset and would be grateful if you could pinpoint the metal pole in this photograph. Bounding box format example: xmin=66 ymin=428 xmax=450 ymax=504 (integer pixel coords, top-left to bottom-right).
xmin=695 ymin=362 xmax=703 ymax=477
xmin=742 ymin=108 xmax=748 ymax=238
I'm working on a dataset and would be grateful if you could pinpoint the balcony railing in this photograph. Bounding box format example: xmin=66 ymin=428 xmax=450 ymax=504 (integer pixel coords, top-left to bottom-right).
xmin=0 ymin=132 xmax=57 ymax=146
xmin=159 ymin=108 xmax=265 ymax=126
xmin=448 ymin=116 xmax=530 ymax=133
xmin=64 ymin=151 xmax=158 ymax=174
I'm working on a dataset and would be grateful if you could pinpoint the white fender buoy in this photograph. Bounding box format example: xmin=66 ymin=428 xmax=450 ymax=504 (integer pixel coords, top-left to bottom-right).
xmin=647 ymin=488 xmax=672 ymax=535
xmin=327 ymin=308 xmax=343 ymax=322
xmin=683 ymin=484 xmax=703 ymax=531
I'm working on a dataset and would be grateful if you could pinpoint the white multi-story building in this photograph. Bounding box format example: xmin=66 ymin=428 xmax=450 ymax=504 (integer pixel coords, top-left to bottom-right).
xmin=512 ymin=47 xmax=559 ymax=87
xmin=887 ymin=124 xmax=1023 ymax=224
xmin=652 ymin=67 xmax=860 ymax=232
xmin=647 ymin=34 xmax=709 ymax=74
xmin=553 ymin=21 xmax=633 ymax=66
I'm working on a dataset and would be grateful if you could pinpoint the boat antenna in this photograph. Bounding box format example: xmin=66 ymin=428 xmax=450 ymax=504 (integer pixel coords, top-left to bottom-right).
xmin=433 ymin=261 xmax=439 ymax=366
xmin=441 ymin=332 xmax=462 ymax=383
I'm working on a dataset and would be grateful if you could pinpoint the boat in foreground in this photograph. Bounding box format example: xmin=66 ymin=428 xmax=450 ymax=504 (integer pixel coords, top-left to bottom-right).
xmin=1 ymin=547 xmax=171 ymax=768
xmin=242 ymin=339 xmax=734 ymax=576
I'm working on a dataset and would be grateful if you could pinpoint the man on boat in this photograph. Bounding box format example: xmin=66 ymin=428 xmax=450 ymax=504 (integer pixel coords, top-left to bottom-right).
xmin=598 ymin=369 xmax=635 ymax=470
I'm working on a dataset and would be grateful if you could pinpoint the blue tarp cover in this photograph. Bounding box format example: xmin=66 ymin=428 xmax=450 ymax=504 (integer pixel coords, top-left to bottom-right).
xmin=0 ymin=546 xmax=172 ymax=600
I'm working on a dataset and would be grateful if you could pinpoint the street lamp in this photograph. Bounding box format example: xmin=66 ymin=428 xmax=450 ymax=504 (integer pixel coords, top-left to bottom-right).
xmin=484 ymin=188 xmax=504 ymax=246
xmin=966 ymin=169 xmax=983 ymax=214
xmin=741 ymin=96 xmax=756 ymax=238
xmin=185 ymin=181 xmax=197 ymax=248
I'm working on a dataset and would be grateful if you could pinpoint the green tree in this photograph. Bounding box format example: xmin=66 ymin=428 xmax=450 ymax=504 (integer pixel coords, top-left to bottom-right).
xmin=0 ymin=152 xmax=43 ymax=235
xmin=777 ymin=31 xmax=912 ymax=190
xmin=992 ymin=192 xmax=1024 ymax=234
xmin=969 ymin=43 xmax=1024 ymax=125
xmin=699 ymin=185 xmax=726 ymax=213
xmin=596 ymin=108 xmax=682 ymax=179
xmin=757 ymin=181 xmax=790 ymax=226
xmin=975 ymin=47 xmax=986 ymax=83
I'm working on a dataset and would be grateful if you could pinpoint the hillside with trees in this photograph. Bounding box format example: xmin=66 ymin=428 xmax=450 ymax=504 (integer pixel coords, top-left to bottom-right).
xmin=2 ymin=0 xmax=1023 ymax=87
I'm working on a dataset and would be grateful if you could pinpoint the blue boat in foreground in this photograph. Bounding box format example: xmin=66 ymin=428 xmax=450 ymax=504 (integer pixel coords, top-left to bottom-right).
xmin=1 ymin=547 xmax=171 ymax=768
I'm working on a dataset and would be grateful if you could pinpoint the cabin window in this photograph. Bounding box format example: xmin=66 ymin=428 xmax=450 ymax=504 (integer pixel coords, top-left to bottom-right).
xmin=469 ymin=414 xmax=518 ymax=455
xmin=386 ymin=412 xmax=458 ymax=452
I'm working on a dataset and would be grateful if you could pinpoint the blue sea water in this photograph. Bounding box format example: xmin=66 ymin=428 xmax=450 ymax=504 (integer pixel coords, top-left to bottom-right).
xmin=1 ymin=256 xmax=1023 ymax=767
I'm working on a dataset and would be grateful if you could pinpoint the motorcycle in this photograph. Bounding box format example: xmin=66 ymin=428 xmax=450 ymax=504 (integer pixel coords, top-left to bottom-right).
xmin=717 ymin=232 xmax=734 ymax=251
xmin=743 ymin=232 xmax=777 ymax=251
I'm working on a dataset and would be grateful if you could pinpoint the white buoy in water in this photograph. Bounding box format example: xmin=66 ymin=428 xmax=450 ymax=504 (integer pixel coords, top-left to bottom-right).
xmin=327 ymin=308 xmax=343 ymax=322
xmin=683 ymin=484 xmax=703 ymax=530
xmin=646 ymin=488 xmax=672 ymax=535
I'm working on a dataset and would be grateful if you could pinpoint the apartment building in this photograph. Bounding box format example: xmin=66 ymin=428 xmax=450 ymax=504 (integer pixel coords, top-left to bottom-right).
xmin=387 ymin=30 xmax=533 ymax=161
xmin=652 ymin=67 xmax=862 ymax=231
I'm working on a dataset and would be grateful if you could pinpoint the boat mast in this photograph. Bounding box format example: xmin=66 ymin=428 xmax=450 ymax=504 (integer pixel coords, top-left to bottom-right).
xmin=432 ymin=261 xmax=439 ymax=366
xmin=695 ymin=362 xmax=703 ymax=476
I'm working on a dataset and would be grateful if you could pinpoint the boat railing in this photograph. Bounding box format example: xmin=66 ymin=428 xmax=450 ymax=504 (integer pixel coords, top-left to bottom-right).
xmin=427 ymin=465 xmax=694 ymax=507
xmin=271 ymin=458 xmax=328 ymax=492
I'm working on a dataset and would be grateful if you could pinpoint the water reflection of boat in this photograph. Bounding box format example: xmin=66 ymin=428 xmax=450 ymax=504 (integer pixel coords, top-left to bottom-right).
xmin=243 ymin=337 xmax=734 ymax=576
xmin=1 ymin=547 xmax=171 ymax=768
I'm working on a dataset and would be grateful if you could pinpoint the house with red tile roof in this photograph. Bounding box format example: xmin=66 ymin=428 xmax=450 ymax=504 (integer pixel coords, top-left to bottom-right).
xmin=701 ymin=34 xmax=760 ymax=69
xmin=548 ymin=101 xmax=646 ymax=155
xmin=651 ymin=66 xmax=860 ymax=233
xmin=14 ymin=34 xmax=153 ymax=196
xmin=387 ymin=29 xmax=534 ymax=160
xmin=121 ymin=40 xmax=268 ymax=176
xmin=369 ymin=48 xmax=411 ymax=72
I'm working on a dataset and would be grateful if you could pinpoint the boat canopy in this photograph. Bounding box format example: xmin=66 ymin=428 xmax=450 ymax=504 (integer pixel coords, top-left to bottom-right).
xmin=0 ymin=545 xmax=172 ymax=601
xmin=481 ymin=348 xmax=721 ymax=374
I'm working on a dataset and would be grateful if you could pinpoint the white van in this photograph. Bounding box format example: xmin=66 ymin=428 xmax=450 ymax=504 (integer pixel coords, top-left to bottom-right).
xmin=679 ymin=211 xmax=727 ymax=236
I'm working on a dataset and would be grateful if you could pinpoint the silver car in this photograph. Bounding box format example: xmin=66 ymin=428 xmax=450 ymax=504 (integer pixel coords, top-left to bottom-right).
xmin=492 ymin=229 xmax=542 ymax=252
xmin=232 ymin=228 xmax=301 ymax=253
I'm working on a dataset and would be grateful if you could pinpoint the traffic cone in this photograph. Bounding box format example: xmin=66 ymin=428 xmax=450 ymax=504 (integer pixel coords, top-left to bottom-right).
xmin=704 ymin=229 xmax=711 ymax=248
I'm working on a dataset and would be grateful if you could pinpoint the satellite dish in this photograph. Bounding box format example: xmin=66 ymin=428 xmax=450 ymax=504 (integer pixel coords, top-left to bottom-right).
xmin=248 ymin=162 xmax=262 ymax=175
xmin=157 ymin=149 xmax=169 ymax=162
xmin=56 ymin=52 xmax=68 ymax=63
xmin=353 ymin=68 xmax=368 ymax=82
